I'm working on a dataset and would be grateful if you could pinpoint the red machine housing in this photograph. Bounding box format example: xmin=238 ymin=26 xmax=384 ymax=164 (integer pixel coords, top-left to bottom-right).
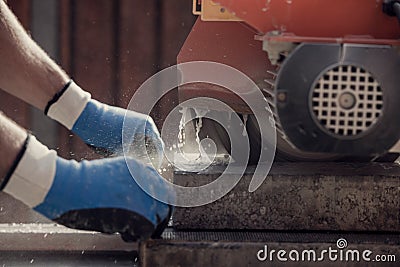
xmin=216 ymin=0 xmax=399 ymax=39
xmin=178 ymin=0 xmax=400 ymax=159
xmin=179 ymin=0 xmax=400 ymax=112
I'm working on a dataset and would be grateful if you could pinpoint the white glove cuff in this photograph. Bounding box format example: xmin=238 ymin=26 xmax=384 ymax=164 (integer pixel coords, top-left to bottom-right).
xmin=4 ymin=136 xmax=57 ymax=208
xmin=47 ymin=81 xmax=91 ymax=130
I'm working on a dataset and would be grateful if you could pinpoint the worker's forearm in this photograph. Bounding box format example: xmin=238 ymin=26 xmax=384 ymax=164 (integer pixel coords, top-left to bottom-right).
xmin=0 ymin=111 xmax=27 ymax=186
xmin=0 ymin=1 xmax=69 ymax=111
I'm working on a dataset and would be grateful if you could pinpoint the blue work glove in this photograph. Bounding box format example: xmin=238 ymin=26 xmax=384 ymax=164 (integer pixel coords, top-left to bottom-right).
xmin=45 ymin=80 xmax=164 ymax=165
xmin=2 ymin=135 xmax=173 ymax=241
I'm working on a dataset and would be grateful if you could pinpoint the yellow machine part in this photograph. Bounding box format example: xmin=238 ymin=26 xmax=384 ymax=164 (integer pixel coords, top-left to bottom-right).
xmin=193 ymin=0 xmax=243 ymax=21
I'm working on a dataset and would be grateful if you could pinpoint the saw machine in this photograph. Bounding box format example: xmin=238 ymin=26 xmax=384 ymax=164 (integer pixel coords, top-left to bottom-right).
xmin=178 ymin=0 xmax=400 ymax=162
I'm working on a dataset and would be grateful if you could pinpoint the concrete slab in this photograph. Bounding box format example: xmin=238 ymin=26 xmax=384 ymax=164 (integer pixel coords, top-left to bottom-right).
xmin=0 ymin=224 xmax=138 ymax=266
xmin=140 ymin=230 xmax=400 ymax=267
xmin=0 ymin=192 xmax=50 ymax=223
xmin=173 ymin=162 xmax=400 ymax=231
xmin=0 ymin=251 xmax=137 ymax=267
xmin=0 ymin=223 xmax=136 ymax=251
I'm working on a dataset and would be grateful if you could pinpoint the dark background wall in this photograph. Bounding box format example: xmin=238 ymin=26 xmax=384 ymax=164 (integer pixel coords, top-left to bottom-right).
xmin=0 ymin=0 xmax=196 ymax=160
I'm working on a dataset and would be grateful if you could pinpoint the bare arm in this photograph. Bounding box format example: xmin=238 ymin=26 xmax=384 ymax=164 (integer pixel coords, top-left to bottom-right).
xmin=0 ymin=0 xmax=69 ymax=110
xmin=0 ymin=111 xmax=27 ymax=186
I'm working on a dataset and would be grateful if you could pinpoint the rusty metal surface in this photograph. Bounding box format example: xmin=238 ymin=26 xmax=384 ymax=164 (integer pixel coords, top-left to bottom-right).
xmin=173 ymin=162 xmax=400 ymax=231
xmin=216 ymin=0 xmax=400 ymax=39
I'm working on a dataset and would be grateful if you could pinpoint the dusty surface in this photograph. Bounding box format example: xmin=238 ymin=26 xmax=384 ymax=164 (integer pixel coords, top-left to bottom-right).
xmin=140 ymin=230 xmax=400 ymax=267
xmin=173 ymin=162 xmax=400 ymax=231
xmin=0 ymin=223 xmax=138 ymax=266
xmin=0 ymin=192 xmax=49 ymax=223
xmin=0 ymin=251 xmax=137 ymax=267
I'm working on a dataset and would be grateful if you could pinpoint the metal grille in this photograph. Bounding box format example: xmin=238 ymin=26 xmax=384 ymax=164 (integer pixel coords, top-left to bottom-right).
xmin=161 ymin=229 xmax=400 ymax=244
xmin=311 ymin=65 xmax=383 ymax=136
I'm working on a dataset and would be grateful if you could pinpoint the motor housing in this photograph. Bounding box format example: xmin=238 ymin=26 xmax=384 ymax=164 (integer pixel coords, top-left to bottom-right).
xmin=275 ymin=43 xmax=400 ymax=156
